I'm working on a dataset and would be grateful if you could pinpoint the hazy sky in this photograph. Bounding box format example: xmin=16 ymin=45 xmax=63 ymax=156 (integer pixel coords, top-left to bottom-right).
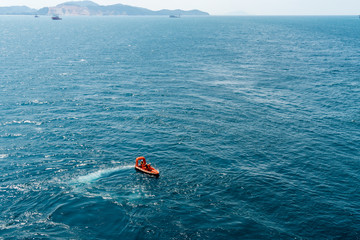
xmin=1 ymin=0 xmax=360 ymax=15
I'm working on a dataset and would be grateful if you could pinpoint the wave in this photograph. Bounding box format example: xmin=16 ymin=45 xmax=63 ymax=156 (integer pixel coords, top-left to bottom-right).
xmin=2 ymin=120 xmax=42 ymax=126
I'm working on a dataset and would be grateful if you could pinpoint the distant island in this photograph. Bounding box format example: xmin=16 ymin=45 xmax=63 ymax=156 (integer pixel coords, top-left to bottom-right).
xmin=0 ymin=1 xmax=209 ymax=16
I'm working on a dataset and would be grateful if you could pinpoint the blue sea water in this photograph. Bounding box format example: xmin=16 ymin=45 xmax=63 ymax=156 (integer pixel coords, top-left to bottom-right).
xmin=0 ymin=15 xmax=359 ymax=239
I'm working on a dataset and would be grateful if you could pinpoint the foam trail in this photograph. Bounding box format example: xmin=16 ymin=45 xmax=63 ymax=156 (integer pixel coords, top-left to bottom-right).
xmin=76 ymin=165 xmax=133 ymax=184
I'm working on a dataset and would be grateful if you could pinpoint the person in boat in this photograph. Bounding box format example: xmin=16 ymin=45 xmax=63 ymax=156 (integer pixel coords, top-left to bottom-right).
xmin=138 ymin=158 xmax=152 ymax=171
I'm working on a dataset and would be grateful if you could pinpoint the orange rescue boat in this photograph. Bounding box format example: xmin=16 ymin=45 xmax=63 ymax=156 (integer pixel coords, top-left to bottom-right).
xmin=135 ymin=156 xmax=159 ymax=176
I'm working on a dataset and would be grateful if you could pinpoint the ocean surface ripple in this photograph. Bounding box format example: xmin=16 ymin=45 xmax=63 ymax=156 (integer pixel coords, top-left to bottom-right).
xmin=0 ymin=16 xmax=359 ymax=239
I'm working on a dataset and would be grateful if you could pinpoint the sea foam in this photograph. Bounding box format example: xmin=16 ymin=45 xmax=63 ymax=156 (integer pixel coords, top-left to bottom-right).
xmin=76 ymin=165 xmax=133 ymax=184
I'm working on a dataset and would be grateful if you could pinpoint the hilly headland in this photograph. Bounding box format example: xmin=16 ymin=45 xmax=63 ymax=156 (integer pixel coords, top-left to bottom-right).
xmin=0 ymin=1 xmax=209 ymax=16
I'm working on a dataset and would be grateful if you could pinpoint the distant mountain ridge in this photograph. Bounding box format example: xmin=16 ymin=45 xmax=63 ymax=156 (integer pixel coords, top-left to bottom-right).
xmin=59 ymin=1 xmax=100 ymax=7
xmin=0 ymin=1 xmax=209 ymax=16
xmin=0 ymin=6 xmax=37 ymax=15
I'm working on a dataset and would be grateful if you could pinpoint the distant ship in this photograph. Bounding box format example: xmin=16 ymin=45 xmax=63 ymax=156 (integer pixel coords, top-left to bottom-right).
xmin=169 ymin=14 xmax=180 ymax=18
xmin=34 ymin=15 xmax=39 ymax=18
xmin=52 ymin=15 xmax=62 ymax=20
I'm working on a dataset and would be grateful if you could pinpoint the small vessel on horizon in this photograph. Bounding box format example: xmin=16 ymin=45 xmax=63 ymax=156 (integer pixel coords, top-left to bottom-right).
xmin=169 ymin=14 xmax=180 ymax=18
xmin=51 ymin=15 xmax=62 ymax=20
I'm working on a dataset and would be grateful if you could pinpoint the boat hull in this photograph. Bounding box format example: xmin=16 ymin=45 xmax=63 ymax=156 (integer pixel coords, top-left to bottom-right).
xmin=135 ymin=165 xmax=159 ymax=176
xmin=135 ymin=156 xmax=159 ymax=176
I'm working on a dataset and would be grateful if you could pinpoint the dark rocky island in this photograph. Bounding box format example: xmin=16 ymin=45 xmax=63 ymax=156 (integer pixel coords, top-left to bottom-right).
xmin=0 ymin=1 xmax=209 ymax=16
